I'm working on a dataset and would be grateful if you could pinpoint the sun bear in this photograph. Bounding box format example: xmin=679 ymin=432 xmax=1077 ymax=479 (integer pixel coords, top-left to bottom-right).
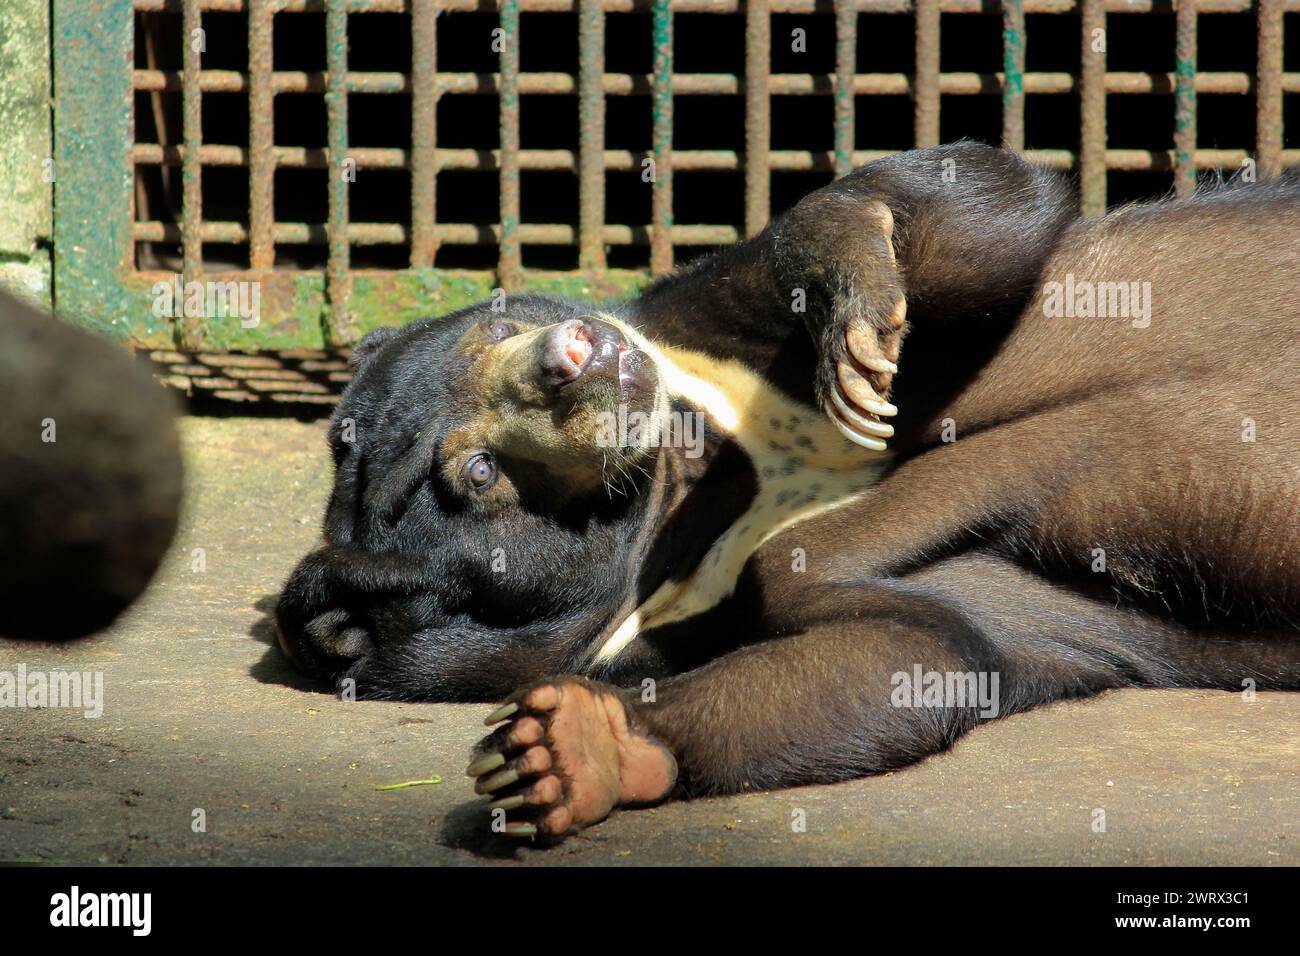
xmin=276 ymin=142 xmax=1300 ymax=840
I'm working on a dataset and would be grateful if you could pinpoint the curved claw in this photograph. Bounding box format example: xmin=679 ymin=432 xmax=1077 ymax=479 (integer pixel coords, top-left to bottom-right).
xmin=488 ymin=794 xmax=526 ymax=812
xmin=857 ymin=354 xmax=898 ymax=375
xmin=466 ymin=752 xmax=506 ymax=778
xmin=484 ymin=702 xmax=519 ymax=725
xmin=837 ymin=362 xmax=899 ymax=422
xmin=846 ymin=325 xmax=900 ymax=371
xmin=828 ymin=393 xmax=889 ymax=451
xmin=830 ymin=413 xmax=887 ymax=451
xmin=475 ymin=768 xmax=520 ymax=795
xmin=830 ymin=385 xmax=894 ymax=443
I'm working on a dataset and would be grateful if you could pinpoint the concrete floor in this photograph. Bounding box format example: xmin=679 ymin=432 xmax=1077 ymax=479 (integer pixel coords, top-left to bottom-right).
xmin=1 ymin=416 xmax=1297 ymax=865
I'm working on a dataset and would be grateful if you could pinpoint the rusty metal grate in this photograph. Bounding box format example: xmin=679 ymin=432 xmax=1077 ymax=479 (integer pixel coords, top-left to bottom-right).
xmin=61 ymin=0 xmax=1300 ymax=396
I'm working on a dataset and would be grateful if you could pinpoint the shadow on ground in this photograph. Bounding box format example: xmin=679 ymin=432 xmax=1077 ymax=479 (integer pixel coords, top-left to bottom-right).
xmin=246 ymin=594 xmax=319 ymax=693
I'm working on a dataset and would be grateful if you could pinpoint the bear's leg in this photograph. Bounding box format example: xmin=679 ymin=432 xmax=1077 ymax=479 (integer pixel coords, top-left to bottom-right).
xmin=467 ymin=678 xmax=679 ymax=838
xmin=772 ymin=143 xmax=1076 ymax=449
xmin=465 ymin=571 xmax=1101 ymax=840
xmin=775 ymin=193 xmax=907 ymax=450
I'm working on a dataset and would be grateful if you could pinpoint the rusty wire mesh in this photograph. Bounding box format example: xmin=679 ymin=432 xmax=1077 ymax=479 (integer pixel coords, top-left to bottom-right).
xmin=129 ymin=0 xmax=1296 ymax=399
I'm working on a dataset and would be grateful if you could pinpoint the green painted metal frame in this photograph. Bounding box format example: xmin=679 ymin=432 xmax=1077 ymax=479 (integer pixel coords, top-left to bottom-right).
xmin=53 ymin=0 xmax=135 ymax=340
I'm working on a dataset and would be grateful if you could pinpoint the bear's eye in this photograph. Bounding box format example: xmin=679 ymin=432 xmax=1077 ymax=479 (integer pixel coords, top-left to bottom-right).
xmin=465 ymin=453 xmax=497 ymax=490
xmin=487 ymin=321 xmax=514 ymax=342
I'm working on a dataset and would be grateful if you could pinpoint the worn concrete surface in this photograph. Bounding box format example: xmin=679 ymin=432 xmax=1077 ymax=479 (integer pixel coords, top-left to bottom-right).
xmin=1 ymin=417 xmax=1297 ymax=866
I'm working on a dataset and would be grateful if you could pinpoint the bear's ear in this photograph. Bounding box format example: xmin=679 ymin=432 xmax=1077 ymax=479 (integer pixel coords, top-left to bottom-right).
xmin=348 ymin=326 xmax=401 ymax=372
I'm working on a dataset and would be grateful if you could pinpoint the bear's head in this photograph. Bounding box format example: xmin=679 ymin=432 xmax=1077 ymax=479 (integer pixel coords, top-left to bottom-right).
xmin=273 ymin=297 xmax=756 ymax=701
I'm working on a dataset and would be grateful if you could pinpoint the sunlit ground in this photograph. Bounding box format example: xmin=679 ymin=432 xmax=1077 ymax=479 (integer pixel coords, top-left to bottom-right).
xmin=1 ymin=417 xmax=1296 ymax=866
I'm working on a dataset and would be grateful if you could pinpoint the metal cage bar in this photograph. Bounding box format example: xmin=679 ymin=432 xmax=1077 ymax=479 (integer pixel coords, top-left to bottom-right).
xmin=181 ymin=0 xmax=204 ymax=348
xmin=130 ymin=66 xmax=1300 ymax=98
xmin=133 ymin=220 xmax=740 ymax=243
xmin=128 ymin=137 xmax=1300 ymax=171
xmin=744 ymin=0 xmax=771 ymax=236
xmin=832 ymin=0 xmax=856 ymax=178
xmin=579 ymin=0 xmax=607 ymax=270
xmin=650 ymin=0 xmax=673 ymax=274
xmin=248 ymin=0 xmax=275 ymax=271
xmin=410 ymin=0 xmax=439 ymax=267
xmin=497 ymin=0 xmax=522 ymax=288
xmin=1257 ymin=0 xmax=1284 ymax=180
xmin=325 ymin=0 xmax=355 ymax=341
xmin=1173 ymin=0 xmax=1197 ymax=196
xmin=130 ymin=0 xmax=1300 ymax=12
xmin=1079 ymin=0 xmax=1106 ymax=215
xmin=1001 ymin=0 xmax=1025 ymax=151
xmin=129 ymin=144 xmax=1295 ymax=183
xmin=914 ymin=0 xmax=940 ymax=148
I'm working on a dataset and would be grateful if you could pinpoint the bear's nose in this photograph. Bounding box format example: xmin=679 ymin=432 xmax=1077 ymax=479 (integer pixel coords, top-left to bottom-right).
xmin=539 ymin=318 xmax=627 ymax=387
